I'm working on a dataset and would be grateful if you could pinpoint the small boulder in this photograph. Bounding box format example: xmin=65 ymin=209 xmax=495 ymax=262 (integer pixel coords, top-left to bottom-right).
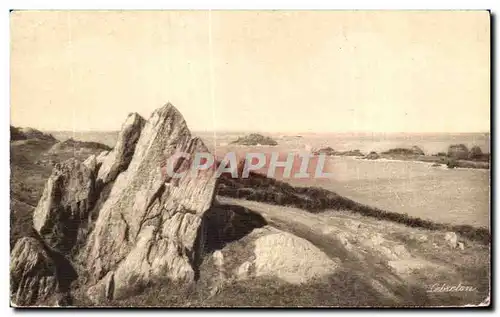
xmin=444 ymin=232 xmax=458 ymax=248
xmin=253 ymin=231 xmax=338 ymax=284
xmin=236 ymin=261 xmax=252 ymax=279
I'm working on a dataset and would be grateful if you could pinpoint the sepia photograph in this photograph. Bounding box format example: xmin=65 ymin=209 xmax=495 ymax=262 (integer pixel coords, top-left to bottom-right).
xmin=9 ymin=10 xmax=491 ymax=308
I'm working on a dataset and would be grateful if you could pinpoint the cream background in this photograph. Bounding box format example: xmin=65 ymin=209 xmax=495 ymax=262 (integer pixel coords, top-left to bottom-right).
xmin=10 ymin=11 xmax=490 ymax=133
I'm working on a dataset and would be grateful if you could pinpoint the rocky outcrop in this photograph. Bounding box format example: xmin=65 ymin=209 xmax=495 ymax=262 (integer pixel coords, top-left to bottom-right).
xmin=364 ymin=151 xmax=380 ymax=160
xmin=231 ymin=133 xmax=278 ymax=146
xmin=313 ymin=147 xmax=336 ymax=156
xmin=252 ymin=229 xmax=338 ymax=284
xmin=313 ymin=147 xmax=365 ymax=157
xmin=204 ymin=226 xmax=338 ymax=286
xmin=337 ymin=149 xmax=364 ymax=157
xmin=82 ymin=103 xmax=218 ymax=302
xmin=10 ymin=237 xmax=58 ymax=306
xmin=97 ymin=113 xmax=145 ymax=185
xmin=381 ymin=146 xmax=424 ymax=156
xmin=32 ymin=158 xmax=97 ymax=253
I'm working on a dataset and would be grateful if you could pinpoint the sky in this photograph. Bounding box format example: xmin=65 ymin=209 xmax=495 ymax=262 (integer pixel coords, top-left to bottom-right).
xmin=10 ymin=11 xmax=490 ymax=133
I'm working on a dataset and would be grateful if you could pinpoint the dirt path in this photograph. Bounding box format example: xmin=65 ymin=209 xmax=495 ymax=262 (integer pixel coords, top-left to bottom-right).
xmin=218 ymin=196 xmax=490 ymax=306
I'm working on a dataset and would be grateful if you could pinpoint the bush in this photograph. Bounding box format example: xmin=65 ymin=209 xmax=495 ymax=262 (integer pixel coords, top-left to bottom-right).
xmin=448 ymin=144 xmax=469 ymax=160
xmin=468 ymin=146 xmax=484 ymax=160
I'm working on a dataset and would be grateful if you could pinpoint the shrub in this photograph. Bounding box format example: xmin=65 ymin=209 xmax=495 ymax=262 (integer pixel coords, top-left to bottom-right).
xmin=468 ymin=146 xmax=487 ymax=161
xmin=447 ymin=144 xmax=469 ymax=160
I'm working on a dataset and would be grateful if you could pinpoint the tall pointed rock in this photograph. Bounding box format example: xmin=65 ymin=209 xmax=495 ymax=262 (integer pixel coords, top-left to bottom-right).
xmin=82 ymin=103 xmax=217 ymax=302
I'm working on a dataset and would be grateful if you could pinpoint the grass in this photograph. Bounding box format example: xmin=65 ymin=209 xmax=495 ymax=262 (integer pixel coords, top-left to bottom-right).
xmin=217 ymin=172 xmax=490 ymax=244
xmin=49 ymin=138 xmax=111 ymax=152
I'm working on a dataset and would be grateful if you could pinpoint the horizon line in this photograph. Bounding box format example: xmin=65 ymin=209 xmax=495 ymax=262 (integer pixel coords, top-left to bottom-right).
xmin=11 ymin=123 xmax=490 ymax=135
xmin=41 ymin=129 xmax=491 ymax=135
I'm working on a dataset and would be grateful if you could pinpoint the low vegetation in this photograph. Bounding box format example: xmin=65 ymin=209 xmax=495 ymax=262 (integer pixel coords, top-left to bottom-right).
xmin=447 ymin=144 xmax=490 ymax=162
xmin=48 ymin=138 xmax=111 ymax=154
xmin=217 ymin=172 xmax=490 ymax=244
xmin=10 ymin=126 xmax=57 ymax=142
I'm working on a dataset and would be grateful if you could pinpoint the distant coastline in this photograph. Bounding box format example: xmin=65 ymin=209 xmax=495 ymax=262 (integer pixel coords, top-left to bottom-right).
xmin=314 ymin=145 xmax=490 ymax=170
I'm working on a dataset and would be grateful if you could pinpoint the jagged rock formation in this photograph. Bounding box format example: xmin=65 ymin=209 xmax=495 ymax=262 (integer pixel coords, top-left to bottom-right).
xmin=11 ymin=103 xmax=220 ymax=305
xmin=82 ymin=103 xmax=217 ymax=302
xmin=97 ymin=113 xmax=145 ymax=185
xmin=10 ymin=237 xmax=58 ymax=306
xmin=32 ymin=158 xmax=97 ymax=253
